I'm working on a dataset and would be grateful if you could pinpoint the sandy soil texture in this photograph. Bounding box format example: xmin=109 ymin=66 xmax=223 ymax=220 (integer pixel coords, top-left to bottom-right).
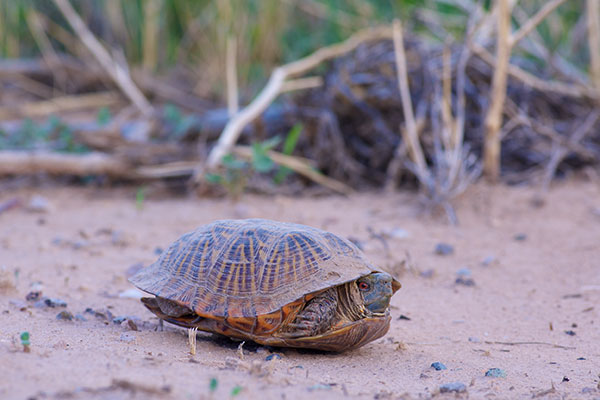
xmin=1 ymin=181 xmax=599 ymax=399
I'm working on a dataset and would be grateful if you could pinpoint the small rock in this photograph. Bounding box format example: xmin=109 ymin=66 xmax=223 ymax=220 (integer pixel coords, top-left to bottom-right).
xmin=389 ymin=228 xmax=410 ymax=239
xmin=431 ymin=362 xmax=447 ymax=371
xmin=455 ymin=277 xmax=475 ymax=286
xmin=56 ymin=311 xmax=74 ymax=321
xmin=485 ymin=368 xmax=506 ymax=378
xmin=27 ymin=195 xmax=51 ymax=213
xmin=514 ymin=233 xmax=527 ymax=241
xmin=562 ymin=376 xmax=569 ymax=382
xmin=419 ymin=269 xmax=435 ymax=279
xmin=25 ymin=291 xmax=42 ymax=301
xmin=265 ymin=353 xmax=282 ymax=361
xmin=397 ymin=315 xmax=411 ymax=321
xmin=457 ymin=268 xmax=471 ymax=276
xmin=481 ymin=255 xmax=496 ymax=266
xmin=434 ymin=243 xmax=454 ymax=255
xmin=74 ymin=314 xmax=87 ymax=321
xmin=44 ymin=298 xmax=67 ymax=308
xmin=564 ymin=330 xmax=576 ymax=336
xmin=120 ymin=333 xmax=136 ymax=343
xmin=439 ymin=382 xmax=466 ymax=393
xmin=468 ymin=337 xmax=481 ymax=343
xmin=577 ymin=357 xmax=586 ymax=360
xmin=112 ymin=316 xmax=127 ymax=324
xmin=126 ymin=319 xmax=138 ymax=331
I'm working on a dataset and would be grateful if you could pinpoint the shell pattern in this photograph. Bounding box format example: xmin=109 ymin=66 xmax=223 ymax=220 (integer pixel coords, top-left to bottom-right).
xmin=130 ymin=219 xmax=377 ymax=319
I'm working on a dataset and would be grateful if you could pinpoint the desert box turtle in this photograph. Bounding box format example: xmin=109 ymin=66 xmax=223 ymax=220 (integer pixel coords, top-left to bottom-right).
xmin=129 ymin=219 xmax=401 ymax=351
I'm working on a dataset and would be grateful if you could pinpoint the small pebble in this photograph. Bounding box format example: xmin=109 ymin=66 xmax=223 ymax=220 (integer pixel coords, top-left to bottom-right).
xmin=120 ymin=333 xmax=136 ymax=343
xmin=434 ymin=243 xmax=454 ymax=255
xmin=431 ymin=362 xmax=447 ymax=371
xmin=265 ymin=353 xmax=282 ymax=361
xmin=56 ymin=311 xmax=74 ymax=321
xmin=44 ymin=298 xmax=67 ymax=308
xmin=485 ymin=368 xmax=507 ymax=378
xmin=577 ymin=357 xmax=586 ymax=360
xmin=419 ymin=269 xmax=435 ymax=279
xmin=468 ymin=337 xmax=481 ymax=343
xmin=514 ymin=233 xmax=527 ymax=241
xmin=112 ymin=316 xmax=127 ymax=324
xmin=25 ymin=291 xmax=42 ymax=301
xmin=564 ymin=330 xmax=576 ymax=336
xmin=562 ymin=376 xmax=569 ymax=382
xmin=153 ymin=247 xmax=164 ymax=255
xmin=27 ymin=195 xmax=51 ymax=213
xmin=481 ymin=255 xmax=496 ymax=266
xmin=397 ymin=315 xmax=411 ymax=321
xmin=439 ymin=382 xmax=466 ymax=393
xmin=457 ymin=268 xmax=471 ymax=276
xmin=126 ymin=319 xmax=138 ymax=331
xmin=455 ymin=277 xmax=475 ymax=286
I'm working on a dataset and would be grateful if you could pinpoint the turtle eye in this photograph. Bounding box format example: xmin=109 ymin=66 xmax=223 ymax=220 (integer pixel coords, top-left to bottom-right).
xmin=358 ymin=281 xmax=370 ymax=291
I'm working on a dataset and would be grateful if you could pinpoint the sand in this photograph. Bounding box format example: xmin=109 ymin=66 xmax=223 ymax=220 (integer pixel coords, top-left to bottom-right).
xmin=1 ymin=180 xmax=599 ymax=399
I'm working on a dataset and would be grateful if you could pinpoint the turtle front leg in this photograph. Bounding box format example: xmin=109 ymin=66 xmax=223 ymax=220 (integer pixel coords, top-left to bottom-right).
xmin=279 ymin=288 xmax=338 ymax=338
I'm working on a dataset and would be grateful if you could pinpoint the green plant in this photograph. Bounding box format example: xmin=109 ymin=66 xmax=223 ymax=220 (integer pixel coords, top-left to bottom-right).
xmin=163 ymin=104 xmax=198 ymax=139
xmin=230 ymin=385 xmax=242 ymax=398
xmin=135 ymin=186 xmax=146 ymax=210
xmin=205 ymin=153 xmax=248 ymax=200
xmin=273 ymin=123 xmax=302 ymax=184
xmin=20 ymin=331 xmax=30 ymax=353
xmin=209 ymin=377 xmax=218 ymax=393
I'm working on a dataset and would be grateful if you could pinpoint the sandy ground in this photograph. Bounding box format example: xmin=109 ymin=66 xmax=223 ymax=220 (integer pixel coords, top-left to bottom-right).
xmin=1 ymin=180 xmax=599 ymax=400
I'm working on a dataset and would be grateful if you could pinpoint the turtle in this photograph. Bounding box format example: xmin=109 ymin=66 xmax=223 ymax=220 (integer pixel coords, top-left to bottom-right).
xmin=129 ymin=219 xmax=401 ymax=351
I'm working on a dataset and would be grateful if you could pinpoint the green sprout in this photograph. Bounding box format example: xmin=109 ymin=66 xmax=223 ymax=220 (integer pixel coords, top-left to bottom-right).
xmin=230 ymin=385 xmax=243 ymax=397
xmin=20 ymin=331 xmax=30 ymax=352
xmin=209 ymin=377 xmax=218 ymax=392
xmin=135 ymin=186 xmax=146 ymax=210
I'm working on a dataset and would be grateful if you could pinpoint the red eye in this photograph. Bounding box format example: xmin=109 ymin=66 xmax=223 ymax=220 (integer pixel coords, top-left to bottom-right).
xmin=358 ymin=282 xmax=370 ymax=291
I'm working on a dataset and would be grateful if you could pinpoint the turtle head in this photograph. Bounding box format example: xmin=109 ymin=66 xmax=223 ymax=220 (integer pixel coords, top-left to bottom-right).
xmin=357 ymin=272 xmax=399 ymax=314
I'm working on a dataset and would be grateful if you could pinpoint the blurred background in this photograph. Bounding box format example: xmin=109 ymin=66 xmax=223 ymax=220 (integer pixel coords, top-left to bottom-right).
xmin=0 ymin=0 xmax=597 ymax=211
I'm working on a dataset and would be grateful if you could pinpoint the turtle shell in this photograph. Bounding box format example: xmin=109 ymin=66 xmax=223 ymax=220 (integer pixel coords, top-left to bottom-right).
xmin=129 ymin=219 xmax=379 ymax=319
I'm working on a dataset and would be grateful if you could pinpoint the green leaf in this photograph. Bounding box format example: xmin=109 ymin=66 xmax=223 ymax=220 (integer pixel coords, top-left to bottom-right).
xmin=260 ymin=135 xmax=281 ymax=151
xmin=222 ymin=154 xmax=247 ymax=170
xmin=20 ymin=331 xmax=30 ymax=345
xmin=251 ymin=143 xmax=274 ymax=173
xmin=135 ymin=186 xmax=146 ymax=210
xmin=283 ymin=124 xmax=302 ymax=155
xmin=205 ymin=173 xmax=223 ymax=184
xmin=230 ymin=385 xmax=242 ymax=397
xmin=209 ymin=378 xmax=218 ymax=392
xmin=97 ymin=107 xmax=112 ymax=126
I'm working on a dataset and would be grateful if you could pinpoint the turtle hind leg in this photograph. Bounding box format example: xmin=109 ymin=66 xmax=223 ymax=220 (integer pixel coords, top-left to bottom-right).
xmin=141 ymin=297 xmax=204 ymax=328
xmin=278 ymin=288 xmax=338 ymax=338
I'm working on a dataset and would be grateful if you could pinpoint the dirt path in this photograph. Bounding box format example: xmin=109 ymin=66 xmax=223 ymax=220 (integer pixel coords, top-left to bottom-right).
xmin=1 ymin=181 xmax=599 ymax=399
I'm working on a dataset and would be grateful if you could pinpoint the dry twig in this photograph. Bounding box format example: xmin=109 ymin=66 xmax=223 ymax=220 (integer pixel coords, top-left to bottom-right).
xmin=203 ymin=26 xmax=393 ymax=173
xmin=52 ymin=0 xmax=153 ymax=117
